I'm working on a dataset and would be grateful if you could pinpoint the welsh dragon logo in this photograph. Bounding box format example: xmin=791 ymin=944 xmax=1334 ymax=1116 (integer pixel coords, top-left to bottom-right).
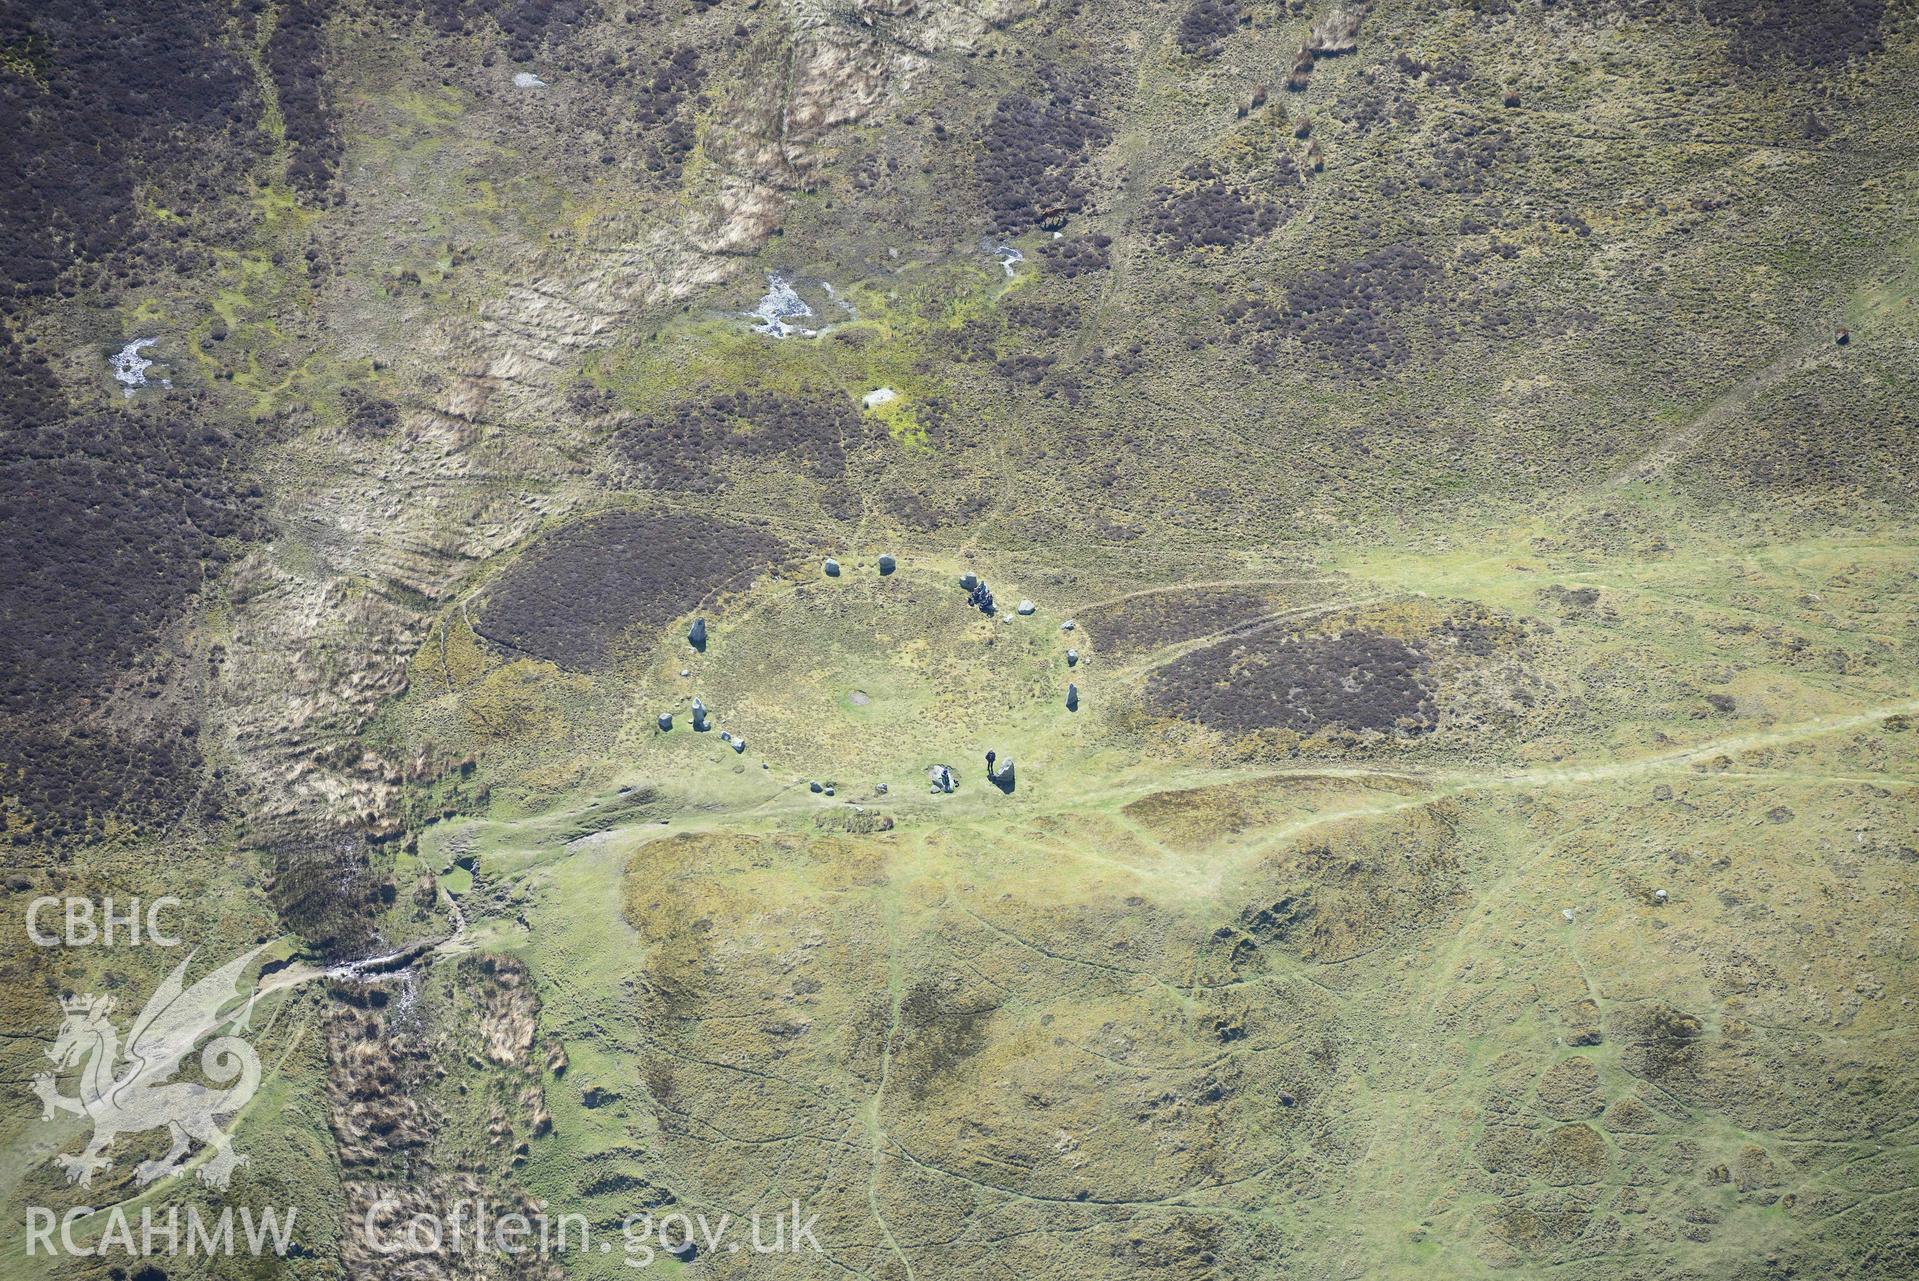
xmin=34 ymin=945 xmax=270 ymax=1190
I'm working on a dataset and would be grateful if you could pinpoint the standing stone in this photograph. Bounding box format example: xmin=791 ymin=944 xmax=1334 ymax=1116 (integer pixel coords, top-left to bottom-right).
xmin=1066 ymin=648 xmax=1080 ymax=666
xmin=658 ymin=712 xmax=673 ymax=731
xmin=824 ymin=558 xmax=841 ymax=577
xmin=688 ymin=618 xmax=707 ymax=650
xmin=960 ymin=572 xmax=979 ymax=590
xmin=878 ymin=554 xmax=896 ymax=575
xmin=1066 ymin=683 xmax=1079 ymax=711
xmin=691 ymin=698 xmax=708 ymax=731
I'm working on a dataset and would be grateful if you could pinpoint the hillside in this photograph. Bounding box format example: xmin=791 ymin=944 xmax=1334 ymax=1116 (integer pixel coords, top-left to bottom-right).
xmin=2 ymin=2 xmax=1916 ymax=1279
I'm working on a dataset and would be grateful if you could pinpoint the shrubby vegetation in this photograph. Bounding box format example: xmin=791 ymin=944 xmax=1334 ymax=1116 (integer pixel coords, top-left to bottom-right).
xmin=0 ymin=375 xmax=257 ymax=843
xmin=1148 ymin=630 xmax=1437 ymax=735
xmin=1039 ymin=232 xmax=1112 ymax=277
xmin=1176 ymin=0 xmax=1241 ymax=61
xmin=978 ymin=67 xmax=1110 ymax=232
xmin=1144 ymin=159 xmax=1285 ymax=252
xmin=267 ymin=0 xmax=342 ymax=198
xmin=0 ymin=0 xmax=264 ymax=305
xmin=394 ymin=0 xmax=593 ymax=63
xmin=0 ymin=0 xmax=279 ymax=847
xmin=612 ymin=390 xmax=863 ymax=492
xmin=1701 ymin=0 xmax=1886 ymax=70
xmin=477 ymin=513 xmax=786 ymax=670
xmin=1220 ymin=245 xmax=1442 ymax=377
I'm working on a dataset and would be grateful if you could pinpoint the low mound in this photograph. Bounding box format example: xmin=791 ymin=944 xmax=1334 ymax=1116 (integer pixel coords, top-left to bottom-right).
xmin=1228 ymin=803 xmax=1466 ymax=963
xmin=476 ymin=512 xmax=785 ymax=670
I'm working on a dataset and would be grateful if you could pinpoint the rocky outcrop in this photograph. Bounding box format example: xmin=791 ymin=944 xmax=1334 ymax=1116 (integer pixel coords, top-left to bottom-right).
xmin=219 ymin=0 xmax=1029 ymax=948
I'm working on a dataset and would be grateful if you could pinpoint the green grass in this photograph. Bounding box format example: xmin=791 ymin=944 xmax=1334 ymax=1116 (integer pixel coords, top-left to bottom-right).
xmin=352 ymin=490 xmax=1919 ymax=1277
xmin=14 ymin=2 xmax=1919 ymax=1277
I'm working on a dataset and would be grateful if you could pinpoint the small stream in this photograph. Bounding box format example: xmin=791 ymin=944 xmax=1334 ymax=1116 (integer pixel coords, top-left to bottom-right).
xmin=328 ymin=894 xmax=467 ymax=982
xmin=110 ymin=338 xmax=170 ymax=397
xmin=748 ymin=273 xmax=854 ymax=338
xmin=259 ymin=896 xmax=468 ymax=1000
xmin=982 ymin=238 xmax=1024 ymax=278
